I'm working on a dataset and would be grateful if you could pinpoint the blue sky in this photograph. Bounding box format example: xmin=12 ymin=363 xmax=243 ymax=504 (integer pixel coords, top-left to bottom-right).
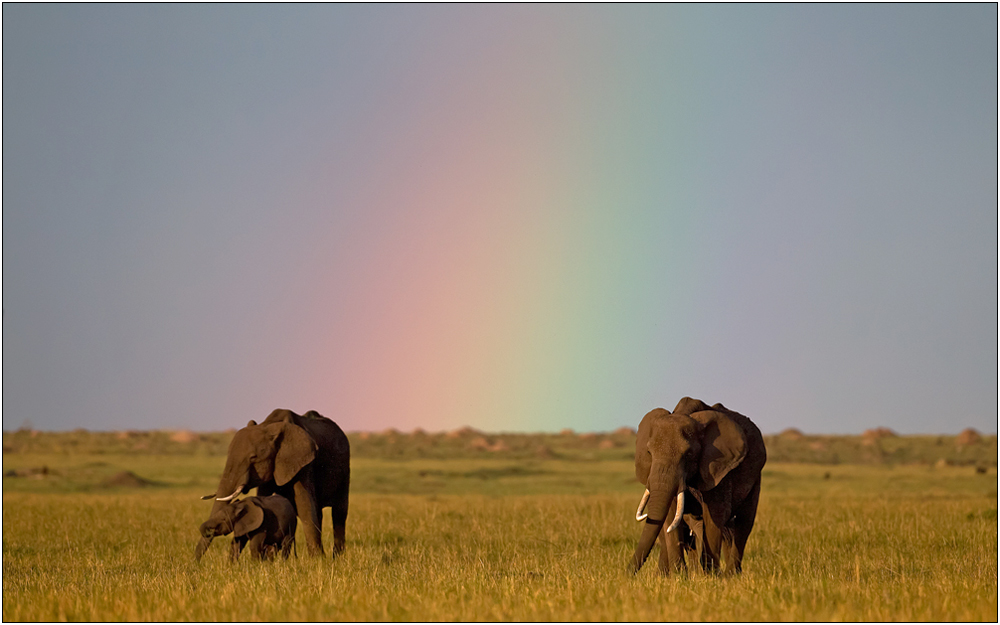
xmin=3 ymin=4 xmax=997 ymax=434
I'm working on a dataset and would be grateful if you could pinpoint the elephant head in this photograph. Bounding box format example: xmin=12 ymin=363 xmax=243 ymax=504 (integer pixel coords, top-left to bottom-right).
xmin=194 ymin=498 xmax=266 ymax=561
xmin=202 ymin=410 xmax=318 ymax=502
xmin=196 ymin=410 xmax=317 ymax=554
xmin=630 ymin=397 xmax=749 ymax=573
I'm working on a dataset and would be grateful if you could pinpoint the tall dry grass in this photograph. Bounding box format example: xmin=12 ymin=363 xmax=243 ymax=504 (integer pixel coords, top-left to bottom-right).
xmin=3 ymin=459 xmax=996 ymax=621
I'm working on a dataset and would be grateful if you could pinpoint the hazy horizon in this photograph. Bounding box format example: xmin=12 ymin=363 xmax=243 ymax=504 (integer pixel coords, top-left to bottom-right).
xmin=4 ymin=4 xmax=997 ymax=436
xmin=4 ymin=422 xmax=996 ymax=437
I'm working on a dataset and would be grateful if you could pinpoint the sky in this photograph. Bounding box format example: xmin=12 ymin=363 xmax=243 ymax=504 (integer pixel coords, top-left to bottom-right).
xmin=3 ymin=4 xmax=997 ymax=435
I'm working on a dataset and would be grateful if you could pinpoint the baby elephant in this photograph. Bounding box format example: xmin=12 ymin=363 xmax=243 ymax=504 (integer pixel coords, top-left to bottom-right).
xmin=195 ymin=495 xmax=297 ymax=562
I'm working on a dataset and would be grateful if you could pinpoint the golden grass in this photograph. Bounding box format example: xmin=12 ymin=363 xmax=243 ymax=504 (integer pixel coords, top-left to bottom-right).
xmin=3 ymin=459 xmax=997 ymax=621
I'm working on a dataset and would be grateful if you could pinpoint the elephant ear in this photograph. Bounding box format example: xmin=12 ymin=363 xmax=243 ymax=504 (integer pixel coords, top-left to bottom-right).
xmin=634 ymin=408 xmax=666 ymax=484
xmin=692 ymin=410 xmax=747 ymax=490
xmin=233 ymin=501 xmax=264 ymax=537
xmin=271 ymin=420 xmax=318 ymax=486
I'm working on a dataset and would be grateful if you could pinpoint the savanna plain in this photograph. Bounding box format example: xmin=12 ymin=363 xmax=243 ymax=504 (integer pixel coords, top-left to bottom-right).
xmin=3 ymin=428 xmax=997 ymax=621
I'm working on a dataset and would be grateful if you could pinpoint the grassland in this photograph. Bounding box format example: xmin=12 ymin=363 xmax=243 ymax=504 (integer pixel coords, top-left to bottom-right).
xmin=3 ymin=430 xmax=997 ymax=621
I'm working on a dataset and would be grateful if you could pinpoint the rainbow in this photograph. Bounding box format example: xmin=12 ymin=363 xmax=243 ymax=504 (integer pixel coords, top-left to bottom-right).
xmin=260 ymin=8 xmax=718 ymax=433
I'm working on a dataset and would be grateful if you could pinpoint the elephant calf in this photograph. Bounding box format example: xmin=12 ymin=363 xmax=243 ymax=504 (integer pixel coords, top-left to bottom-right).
xmin=194 ymin=495 xmax=297 ymax=562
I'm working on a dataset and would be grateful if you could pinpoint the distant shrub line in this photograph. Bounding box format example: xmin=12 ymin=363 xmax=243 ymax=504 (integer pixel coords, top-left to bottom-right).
xmin=2 ymin=428 xmax=995 ymax=467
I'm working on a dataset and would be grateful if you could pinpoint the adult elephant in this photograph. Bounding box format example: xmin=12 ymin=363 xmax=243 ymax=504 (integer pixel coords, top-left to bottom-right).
xmin=197 ymin=409 xmax=350 ymax=559
xmin=630 ymin=397 xmax=766 ymax=576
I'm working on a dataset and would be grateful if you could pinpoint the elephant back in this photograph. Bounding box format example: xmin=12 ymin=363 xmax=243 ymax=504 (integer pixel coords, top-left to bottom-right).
xmin=300 ymin=410 xmax=332 ymax=424
xmin=674 ymin=397 xmax=712 ymax=415
xmin=680 ymin=399 xmax=767 ymax=495
xmin=711 ymin=406 xmax=767 ymax=502
xmin=298 ymin=413 xmax=350 ymax=457
xmin=261 ymin=409 xmax=348 ymax=449
xmin=712 ymin=406 xmax=765 ymax=455
xmin=288 ymin=411 xmax=350 ymax=509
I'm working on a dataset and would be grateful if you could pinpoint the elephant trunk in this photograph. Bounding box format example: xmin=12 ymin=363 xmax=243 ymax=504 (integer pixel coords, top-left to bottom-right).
xmin=201 ymin=469 xmax=250 ymax=544
xmin=629 ymin=488 xmax=673 ymax=573
xmin=194 ymin=535 xmax=213 ymax=562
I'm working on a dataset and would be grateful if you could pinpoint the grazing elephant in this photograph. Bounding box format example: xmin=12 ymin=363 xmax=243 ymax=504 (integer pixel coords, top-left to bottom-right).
xmin=197 ymin=409 xmax=350 ymax=559
xmin=630 ymin=397 xmax=766 ymax=576
xmin=195 ymin=495 xmax=297 ymax=562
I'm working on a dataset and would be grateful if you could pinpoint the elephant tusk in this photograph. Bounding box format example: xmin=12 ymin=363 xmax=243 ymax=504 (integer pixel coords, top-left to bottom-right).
xmin=635 ymin=488 xmax=651 ymax=522
xmin=665 ymin=491 xmax=685 ymax=533
xmin=200 ymin=494 xmax=216 ymax=500
xmin=216 ymin=485 xmax=244 ymax=502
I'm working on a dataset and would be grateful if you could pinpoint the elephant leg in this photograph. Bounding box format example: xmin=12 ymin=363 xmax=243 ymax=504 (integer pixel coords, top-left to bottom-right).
xmin=331 ymin=494 xmax=348 ymax=556
xmin=718 ymin=527 xmax=739 ymax=576
xmin=729 ymin=479 xmax=762 ymax=574
xmin=683 ymin=516 xmax=704 ymax=574
xmin=701 ymin=515 xmax=724 ymax=574
xmin=656 ymin=523 xmax=686 ymax=576
xmin=280 ymin=535 xmax=294 ymax=559
xmin=700 ymin=483 xmax=733 ymax=574
xmin=245 ymin=533 xmax=266 ymax=560
xmin=229 ymin=538 xmax=243 ymax=563
xmin=293 ymin=479 xmax=325 ymax=557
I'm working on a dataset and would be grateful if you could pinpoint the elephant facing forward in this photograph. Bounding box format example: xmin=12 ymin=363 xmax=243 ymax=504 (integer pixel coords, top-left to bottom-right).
xmin=195 ymin=495 xmax=297 ymax=562
xmin=197 ymin=409 xmax=350 ymax=559
xmin=631 ymin=397 xmax=766 ymax=576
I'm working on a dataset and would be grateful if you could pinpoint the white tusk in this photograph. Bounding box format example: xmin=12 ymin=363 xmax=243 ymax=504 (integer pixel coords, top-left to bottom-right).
xmin=665 ymin=491 xmax=685 ymax=533
xmin=635 ymin=488 xmax=651 ymax=522
xmin=216 ymin=485 xmax=244 ymax=502
xmin=200 ymin=493 xmax=216 ymax=500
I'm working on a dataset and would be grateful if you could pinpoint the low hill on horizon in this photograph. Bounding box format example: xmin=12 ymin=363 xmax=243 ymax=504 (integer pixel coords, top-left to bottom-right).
xmin=3 ymin=427 xmax=995 ymax=468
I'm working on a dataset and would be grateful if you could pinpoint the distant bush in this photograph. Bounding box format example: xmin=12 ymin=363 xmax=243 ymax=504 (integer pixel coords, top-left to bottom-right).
xmin=3 ymin=427 xmax=995 ymax=467
xmin=2 ymin=429 xmax=234 ymax=456
xmin=761 ymin=432 xmax=997 ymax=467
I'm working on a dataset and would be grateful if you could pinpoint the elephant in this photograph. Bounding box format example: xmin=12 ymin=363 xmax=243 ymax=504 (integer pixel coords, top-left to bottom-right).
xmin=197 ymin=409 xmax=350 ymax=559
xmin=630 ymin=396 xmax=766 ymax=576
xmin=195 ymin=495 xmax=297 ymax=562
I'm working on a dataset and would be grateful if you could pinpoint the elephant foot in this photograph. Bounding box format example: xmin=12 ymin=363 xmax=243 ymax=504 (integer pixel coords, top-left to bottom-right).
xmin=305 ymin=544 xmax=326 ymax=558
xmin=657 ymin=565 xmax=687 ymax=578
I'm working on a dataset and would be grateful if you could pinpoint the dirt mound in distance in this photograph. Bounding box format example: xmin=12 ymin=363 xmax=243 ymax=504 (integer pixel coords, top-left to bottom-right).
xmin=534 ymin=445 xmax=557 ymax=459
xmin=169 ymin=430 xmax=197 ymax=443
xmin=956 ymin=428 xmax=982 ymax=446
xmin=861 ymin=427 xmax=897 ymax=445
xmin=102 ymin=471 xmax=159 ymax=488
xmin=779 ymin=428 xmax=805 ymax=441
